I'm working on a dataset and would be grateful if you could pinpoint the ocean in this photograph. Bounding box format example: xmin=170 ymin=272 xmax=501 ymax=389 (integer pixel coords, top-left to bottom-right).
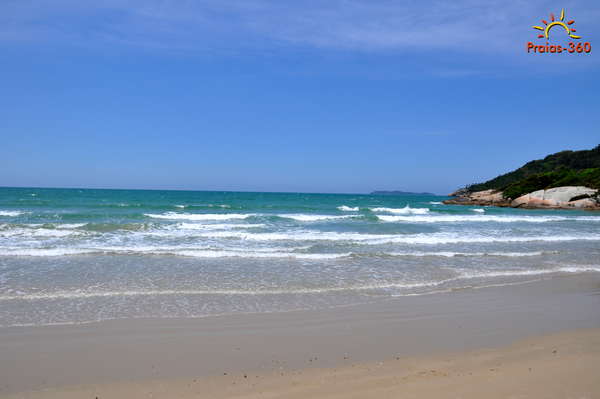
xmin=1 ymin=187 xmax=599 ymax=327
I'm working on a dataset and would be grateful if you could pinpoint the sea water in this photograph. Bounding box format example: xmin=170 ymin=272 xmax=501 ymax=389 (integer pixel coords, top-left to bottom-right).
xmin=1 ymin=187 xmax=599 ymax=326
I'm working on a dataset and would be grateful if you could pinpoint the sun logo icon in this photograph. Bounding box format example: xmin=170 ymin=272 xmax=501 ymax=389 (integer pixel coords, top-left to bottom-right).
xmin=533 ymin=9 xmax=580 ymax=39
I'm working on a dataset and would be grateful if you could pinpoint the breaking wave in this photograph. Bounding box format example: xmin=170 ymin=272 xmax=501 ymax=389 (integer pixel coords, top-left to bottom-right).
xmin=0 ymin=211 xmax=26 ymax=217
xmin=145 ymin=212 xmax=251 ymax=221
xmin=277 ymin=214 xmax=351 ymax=222
xmin=370 ymin=206 xmax=430 ymax=214
xmin=375 ymin=214 xmax=598 ymax=223
xmin=186 ymin=230 xmax=600 ymax=244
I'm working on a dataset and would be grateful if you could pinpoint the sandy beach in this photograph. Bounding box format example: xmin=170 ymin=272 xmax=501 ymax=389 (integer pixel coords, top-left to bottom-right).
xmin=5 ymin=329 xmax=599 ymax=399
xmin=2 ymin=273 xmax=599 ymax=398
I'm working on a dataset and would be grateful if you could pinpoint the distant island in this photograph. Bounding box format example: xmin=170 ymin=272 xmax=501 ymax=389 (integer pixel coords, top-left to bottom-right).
xmin=445 ymin=145 xmax=600 ymax=210
xmin=371 ymin=190 xmax=435 ymax=196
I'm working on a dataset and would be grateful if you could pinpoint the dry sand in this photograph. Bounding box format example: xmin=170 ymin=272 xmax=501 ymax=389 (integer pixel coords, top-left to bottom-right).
xmin=2 ymin=274 xmax=600 ymax=398
xmin=6 ymin=328 xmax=600 ymax=399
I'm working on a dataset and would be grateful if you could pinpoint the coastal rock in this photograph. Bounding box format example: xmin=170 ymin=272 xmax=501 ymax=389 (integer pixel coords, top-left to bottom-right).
xmin=468 ymin=190 xmax=505 ymax=203
xmin=443 ymin=189 xmax=510 ymax=207
xmin=566 ymin=198 xmax=598 ymax=208
xmin=444 ymin=186 xmax=599 ymax=210
xmin=448 ymin=187 xmax=470 ymax=197
xmin=511 ymin=186 xmax=597 ymax=209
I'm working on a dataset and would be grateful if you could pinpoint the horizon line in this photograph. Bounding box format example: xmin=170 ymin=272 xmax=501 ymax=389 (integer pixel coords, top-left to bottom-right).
xmin=0 ymin=185 xmax=443 ymax=196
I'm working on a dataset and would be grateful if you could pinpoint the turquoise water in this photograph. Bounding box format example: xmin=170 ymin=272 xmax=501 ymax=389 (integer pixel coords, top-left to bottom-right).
xmin=1 ymin=187 xmax=599 ymax=326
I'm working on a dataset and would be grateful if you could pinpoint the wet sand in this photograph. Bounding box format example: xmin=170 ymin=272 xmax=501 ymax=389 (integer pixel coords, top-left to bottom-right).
xmin=1 ymin=273 xmax=600 ymax=398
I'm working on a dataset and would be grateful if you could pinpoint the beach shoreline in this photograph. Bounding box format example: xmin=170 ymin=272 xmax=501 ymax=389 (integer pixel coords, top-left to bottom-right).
xmin=2 ymin=272 xmax=599 ymax=398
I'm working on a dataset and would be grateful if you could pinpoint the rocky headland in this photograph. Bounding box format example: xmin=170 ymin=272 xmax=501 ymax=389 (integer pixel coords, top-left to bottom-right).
xmin=444 ymin=145 xmax=600 ymax=210
xmin=444 ymin=186 xmax=600 ymax=210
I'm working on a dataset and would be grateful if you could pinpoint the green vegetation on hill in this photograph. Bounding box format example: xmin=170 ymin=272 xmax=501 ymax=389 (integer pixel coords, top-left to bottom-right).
xmin=467 ymin=145 xmax=600 ymax=199
xmin=502 ymin=168 xmax=600 ymax=200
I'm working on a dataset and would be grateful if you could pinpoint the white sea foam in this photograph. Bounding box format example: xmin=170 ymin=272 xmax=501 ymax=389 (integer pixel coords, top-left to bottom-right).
xmin=376 ymin=214 xmax=589 ymax=223
xmin=386 ymin=251 xmax=555 ymax=258
xmin=0 ymin=223 xmax=84 ymax=230
xmin=57 ymin=223 xmax=87 ymax=229
xmin=145 ymin=212 xmax=251 ymax=221
xmin=0 ymin=278 xmax=460 ymax=301
xmin=178 ymin=222 xmax=265 ymax=230
xmin=373 ymin=234 xmax=600 ymax=245
xmin=2 ymin=221 xmax=599 ymax=246
xmin=0 ymin=248 xmax=95 ymax=256
xmin=337 ymin=205 xmax=359 ymax=211
xmin=472 ymin=208 xmax=485 ymax=213
xmin=0 ymin=246 xmax=558 ymax=259
xmin=0 ymin=228 xmax=80 ymax=238
xmin=370 ymin=206 xmax=429 ymax=215
xmin=429 ymin=201 xmax=443 ymax=205
xmin=0 ymin=283 xmax=442 ymax=301
xmin=278 ymin=214 xmax=351 ymax=222
xmin=3 ymin=265 xmax=599 ymax=302
xmin=191 ymin=230 xmax=600 ymax=244
xmin=192 ymin=230 xmax=371 ymax=241
xmin=0 ymin=247 xmax=352 ymax=260
xmin=0 ymin=246 xmax=349 ymax=259
xmin=172 ymin=250 xmax=350 ymax=259
xmin=460 ymin=265 xmax=600 ymax=279
xmin=0 ymin=211 xmax=25 ymax=217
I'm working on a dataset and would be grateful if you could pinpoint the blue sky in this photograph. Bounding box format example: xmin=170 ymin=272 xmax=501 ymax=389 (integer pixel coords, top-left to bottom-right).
xmin=1 ymin=0 xmax=599 ymax=194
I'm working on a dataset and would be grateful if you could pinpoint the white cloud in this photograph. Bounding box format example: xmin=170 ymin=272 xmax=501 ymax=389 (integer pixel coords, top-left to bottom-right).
xmin=1 ymin=0 xmax=598 ymax=56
